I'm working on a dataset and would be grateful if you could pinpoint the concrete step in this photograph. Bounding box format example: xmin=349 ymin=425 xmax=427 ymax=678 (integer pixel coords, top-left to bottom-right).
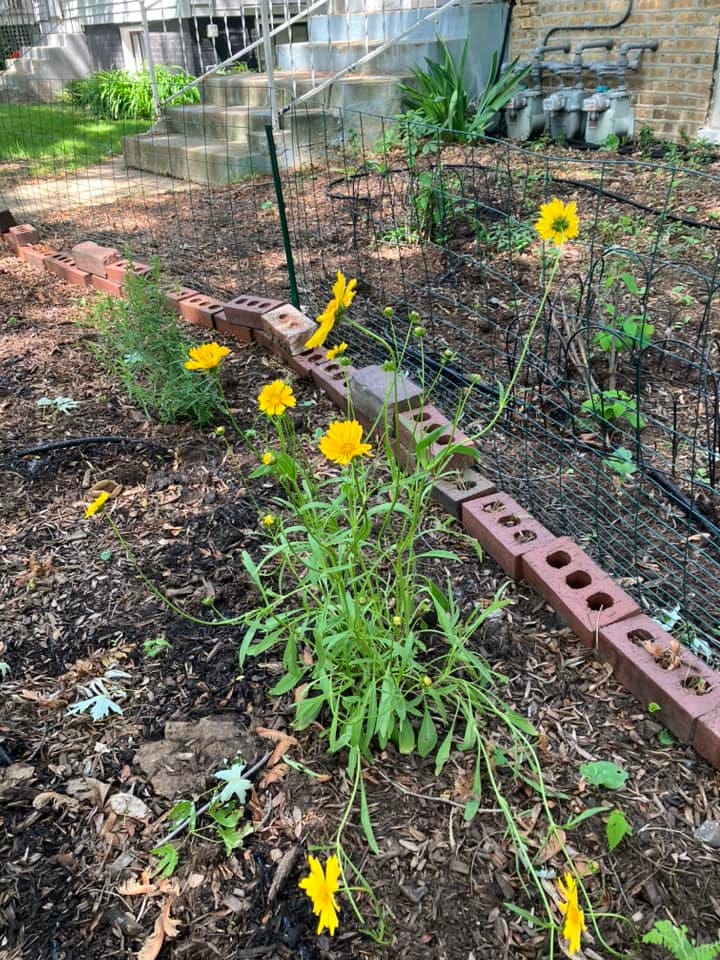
xmin=122 ymin=115 xmax=337 ymax=186
xmin=308 ymin=9 xmax=459 ymax=43
xmin=123 ymin=131 xmax=270 ymax=185
xmin=164 ymin=103 xmax=334 ymax=141
xmin=276 ymin=37 xmax=467 ymax=74
xmin=202 ymin=71 xmax=406 ymax=115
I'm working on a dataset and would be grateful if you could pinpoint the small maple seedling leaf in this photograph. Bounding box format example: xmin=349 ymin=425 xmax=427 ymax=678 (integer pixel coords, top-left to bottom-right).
xmin=214 ymin=762 xmax=253 ymax=805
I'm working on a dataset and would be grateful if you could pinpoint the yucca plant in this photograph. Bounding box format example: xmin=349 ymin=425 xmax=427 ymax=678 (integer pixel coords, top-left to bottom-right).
xmin=398 ymin=38 xmax=530 ymax=142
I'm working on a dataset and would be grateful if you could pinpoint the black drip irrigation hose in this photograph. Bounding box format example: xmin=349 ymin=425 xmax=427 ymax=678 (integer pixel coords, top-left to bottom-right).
xmin=0 ymin=436 xmax=169 ymax=467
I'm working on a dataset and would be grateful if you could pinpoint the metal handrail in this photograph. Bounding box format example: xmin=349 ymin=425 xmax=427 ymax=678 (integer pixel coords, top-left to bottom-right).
xmin=154 ymin=0 xmax=329 ymax=110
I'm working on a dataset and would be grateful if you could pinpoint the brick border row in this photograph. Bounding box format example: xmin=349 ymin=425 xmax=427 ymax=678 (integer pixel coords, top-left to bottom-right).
xmin=5 ymin=214 xmax=720 ymax=771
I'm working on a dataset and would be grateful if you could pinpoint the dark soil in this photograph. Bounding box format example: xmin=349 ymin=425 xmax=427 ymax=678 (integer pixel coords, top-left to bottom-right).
xmin=3 ymin=244 xmax=720 ymax=960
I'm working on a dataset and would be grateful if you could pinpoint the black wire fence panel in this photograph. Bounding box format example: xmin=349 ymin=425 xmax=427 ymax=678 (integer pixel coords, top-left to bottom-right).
xmin=2 ymin=84 xmax=720 ymax=658
xmin=280 ymin=109 xmax=720 ymax=661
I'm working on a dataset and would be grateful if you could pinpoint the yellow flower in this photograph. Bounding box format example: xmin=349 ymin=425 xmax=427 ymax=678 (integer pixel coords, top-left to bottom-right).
xmin=298 ymin=855 xmax=341 ymax=936
xmin=305 ymin=272 xmax=357 ymax=350
xmin=535 ymin=198 xmax=579 ymax=247
xmin=184 ymin=342 xmax=231 ymax=371
xmin=84 ymin=491 xmax=109 ymax=519
xmin=262 ymin=451 xmax=276 ymax=466
xmin=262 ymin=514 xmax=275 ymax=527
xmin=319 ymin=420 xmax=373 ymax=467
xmin=326 ymin=342 xmax=348 ymax=361
xmin=557 ymin=873 xmax=586 ymax=955
xmin=392 ymin=615 xmax=402 ymax=627
xmin=306 ymin=299 xmax=338 ymax=350
xmin=332 ymin=271 xmax=357 ymax=311
xmin=422 ymin=675 xmax=432 ymax=687
xmin=257 ymin=380 xmax=297 ymax=417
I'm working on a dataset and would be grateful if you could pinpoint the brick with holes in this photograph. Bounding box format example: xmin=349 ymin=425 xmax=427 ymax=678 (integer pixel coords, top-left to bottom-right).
xmin=431 ymin=468 xmax=497 ymax=520
xmin=71 ymin=241 xmax=122 ymax=277
xmin=397 ymin=403 xmax=476 ymax=472
xmin=223 ymin=294 xmax=285 ymax=330
xmin=521 ymin=536 xmax=640 ymax=647
xmin=260 ymin=303 xmax=317 ymax=355
xmin=462 ymin=491 xmax=558 ymax=579
xmin=44 ymin=253 xmax=92 ymax=287
xmin=600 ymin=613 xmax=720 ymax=742
xmin=311 ymin=358 xmax=356 ymax=411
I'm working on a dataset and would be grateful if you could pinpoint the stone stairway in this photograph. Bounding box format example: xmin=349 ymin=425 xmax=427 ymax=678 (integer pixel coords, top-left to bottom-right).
xmin=122 ymin=1 xmax=508 ymax=186
xmin=0 ymin=31 xmax=92 ymax=100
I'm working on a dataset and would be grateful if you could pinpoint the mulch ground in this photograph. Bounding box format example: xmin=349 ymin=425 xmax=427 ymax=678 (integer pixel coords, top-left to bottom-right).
xmin=2 ymin=249 xmax=720 ymax=960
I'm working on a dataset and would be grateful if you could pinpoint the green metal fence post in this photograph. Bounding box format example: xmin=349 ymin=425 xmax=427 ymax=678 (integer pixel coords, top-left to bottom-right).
xmin=265 ymin=124 xmax=300 ymax=310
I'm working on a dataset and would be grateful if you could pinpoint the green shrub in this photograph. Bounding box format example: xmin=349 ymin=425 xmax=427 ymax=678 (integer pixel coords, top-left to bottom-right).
xmin=67 ymin=66 xmax=200 ymax=120
xmin=85 ymin=268 xmax=223 ymax=426
xmin=398 ymin=39 xmax=530 ymax=142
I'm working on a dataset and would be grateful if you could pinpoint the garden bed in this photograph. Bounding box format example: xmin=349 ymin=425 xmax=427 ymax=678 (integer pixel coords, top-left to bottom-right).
xmin=2 ymin=251 xmax=720 ymax=959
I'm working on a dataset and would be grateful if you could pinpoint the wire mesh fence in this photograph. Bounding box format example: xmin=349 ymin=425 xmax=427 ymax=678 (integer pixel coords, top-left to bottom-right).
xmin=2 ymin=86 xmax=720 ymax=660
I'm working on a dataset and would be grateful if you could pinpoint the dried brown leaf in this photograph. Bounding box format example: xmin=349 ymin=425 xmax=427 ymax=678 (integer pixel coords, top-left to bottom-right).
xmin=254 ymin=726 xmax=298 ymax=766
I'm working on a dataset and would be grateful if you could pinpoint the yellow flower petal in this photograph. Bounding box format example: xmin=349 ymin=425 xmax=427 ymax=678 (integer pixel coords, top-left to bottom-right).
xmin=535 ymin=198 xmax=579 ymax=247
xmin=184 ymin=342 xmax=231 ymax=371
xmin=319 ymin=420 xmax=373 ymax=467
xmin=298 ymin=855 xmax=340 ymax=937
xmin=257 ymin=380 xmax=297 ymax=417
xmin=84 ymin=490 xmax=109 ymax=519
xmin=326 ymin=342 xmax=348 ymax=361
xmin=305 ymin=300 xmax=338 ymax=350
xmin=557 ymin=872 xmax=586 ymax=956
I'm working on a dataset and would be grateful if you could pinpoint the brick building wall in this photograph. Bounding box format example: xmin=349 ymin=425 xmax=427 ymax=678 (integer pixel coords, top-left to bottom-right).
xmin=509 ymin=0 xmax=720 ymax=141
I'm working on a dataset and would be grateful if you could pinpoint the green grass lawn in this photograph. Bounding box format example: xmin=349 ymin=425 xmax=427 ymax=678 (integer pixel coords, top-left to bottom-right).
xmin=0 ymin=103 xmax=151 ymax=178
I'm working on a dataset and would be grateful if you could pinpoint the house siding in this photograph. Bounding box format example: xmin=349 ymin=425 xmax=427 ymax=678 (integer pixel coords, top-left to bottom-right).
xmin=509 ymin=0 xmax=720 ymax=141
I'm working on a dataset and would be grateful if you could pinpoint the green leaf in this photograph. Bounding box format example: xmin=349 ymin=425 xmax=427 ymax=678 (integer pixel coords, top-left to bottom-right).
xmin=397 ymin=717 xmax=415 ymax=754
xmin=562 ymin=805 xmax=609 ymax=831
xmin=658 ymin=728 xmax=675 ymax=747
xmin=150 ymin=842 xmax=179 ymax=878
xmin=360 ymin=778 xmax=380 ymax=855
xmin=417 ymin=708 xmax=438 ymax=758
xmin=168 ymin=799 xmax=196 ymax=834
xmin=99 ymin=549 xmax=112 ymax=561
xmin=606 ymin=809 xmax=633 ymax=851
xmin=435 ymin=728 xmax=454 ymax=776
xmin=216 ymin=822 xmax=253 ymax=856
xmin=214 ymin=762 xmax=252 ymax=804
xmin=579 ymin=760 xmax=628 ymax=790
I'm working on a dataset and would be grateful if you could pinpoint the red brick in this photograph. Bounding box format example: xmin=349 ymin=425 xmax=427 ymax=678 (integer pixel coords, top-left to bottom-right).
xmin=311 ymin=359 xmax=355 ymax=411
xmin=253 ymin=329 xmax=291 ymax=362
xmin=105 ymin=259 xmax=152 ymax=284
xmin=522 ymin=537 xmax=640 ymax=647
xmin=223 ymin=294 xmax=285 ymax=330
xmin=286 ymin=349 xmax=326 ymax=379
xmin=694 ymin=708 xmax=720 ymax=769
xmin=164 ymin=288 xmax=198 ymax=315
xmin=431 ymin=468 xmax=497 ymax=520
xmin=462 ymin=492 xmax=558 ymax=580
xmin=600 ymin=614 xmax=720 ymax=742
xmin=261 ymin=304 xmax=317 ymax=355
xmin=71 ymin=240 xmax=121 ymax=277
xmin=18 ymin=245 xmax=55 ymax=270
xmin=213 ymin=310 xmax=253 ymax=344
xmin=90 ymin=274 xmax=124 ymax=298
xmin=177 ymin=293 xmax=224 ymax=330
xmin=5 ymin=224 xmax=38 ymax=251
xmin=397 ymin=404 xmax=476 ymax=471
xmin=44 ymin=253 xmax=92 ymax=287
